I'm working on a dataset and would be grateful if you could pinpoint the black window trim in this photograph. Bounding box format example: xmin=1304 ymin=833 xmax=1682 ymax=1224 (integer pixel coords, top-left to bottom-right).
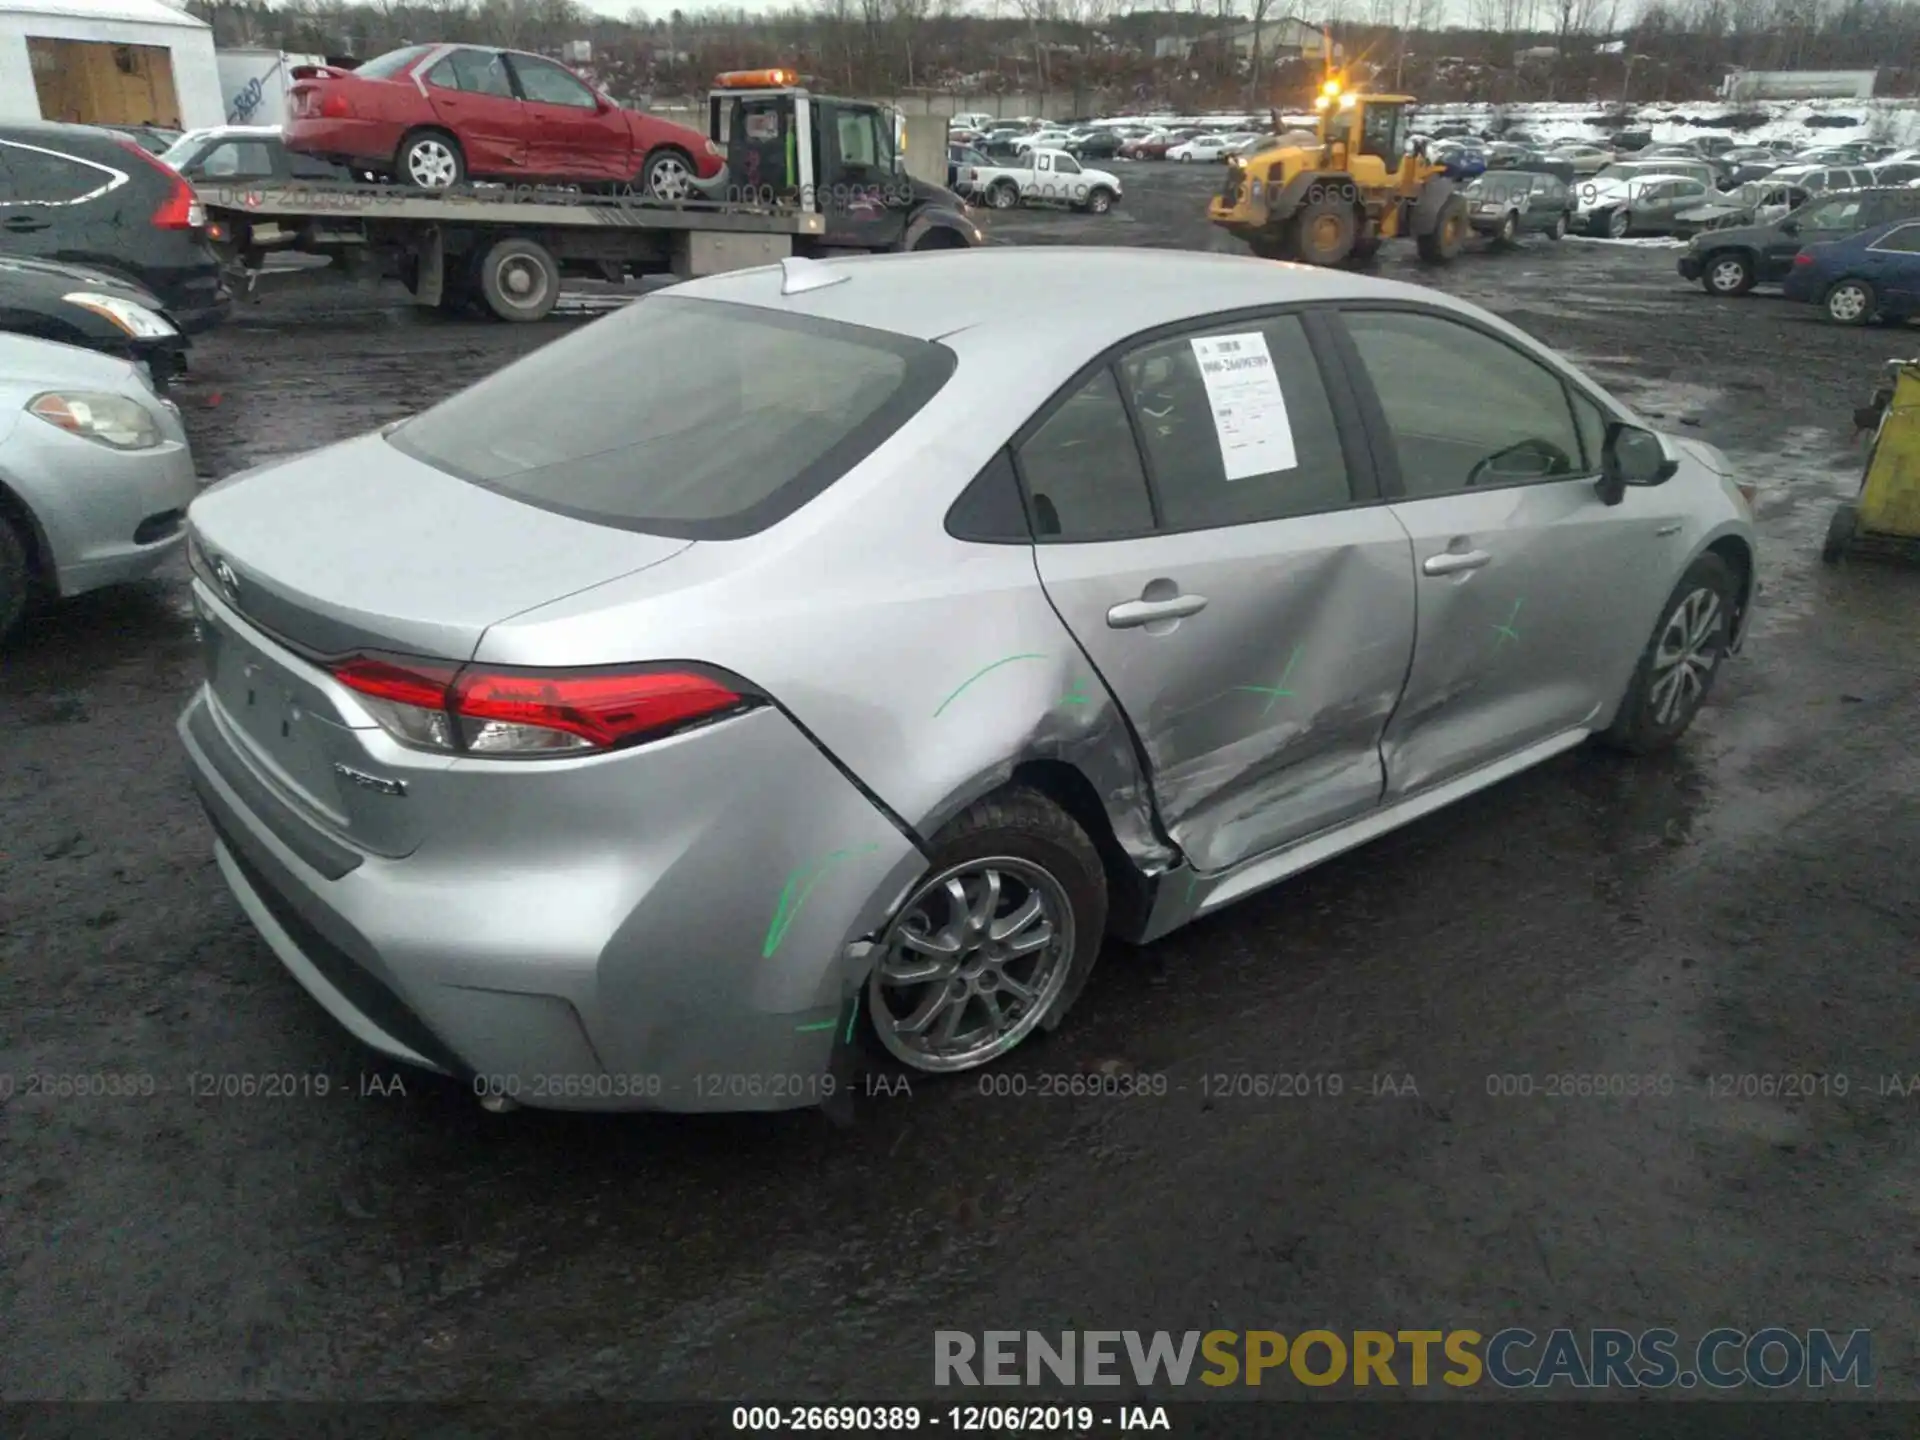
xmin=0 ymin=138 xmax=128 ymax=208
xmin=993 ymin=300 xmax=1386 ymax=547
xmin=1328 ymin=300 xmax=1620 ymax=499
xmin=389 ymin=294 xmax=958 ymax=542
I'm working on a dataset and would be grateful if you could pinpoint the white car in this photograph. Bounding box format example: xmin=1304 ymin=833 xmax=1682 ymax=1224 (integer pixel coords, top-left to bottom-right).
xmin=1015 ymin=129 xmax=1074 ymax=152
xmin=963 ymin=148 xmax=1123 ymax=214
xmin=1168 ymin=134 xmax=1238 ymax=162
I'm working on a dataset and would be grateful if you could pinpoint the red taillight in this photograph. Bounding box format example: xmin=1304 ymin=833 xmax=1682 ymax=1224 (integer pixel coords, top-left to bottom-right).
xmin=330 ymin=655 xmax=752 ymax=758
xmin=320 ymin=90 xmax=354 ymax=119
xmin=119 ymin=138 xmax=203 ymax=229
xmin=1793 ymin=252 xmax=1814 ymax=265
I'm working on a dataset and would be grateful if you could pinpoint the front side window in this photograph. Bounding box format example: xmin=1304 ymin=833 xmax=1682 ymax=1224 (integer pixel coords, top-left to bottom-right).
xmin=1014 ymin=370 xmax=1156 ymax=541
xmin=1343 ymin=309 xmax=1585 ymax=498
xmin=1117 ymin=314 xmax=1353 ymax=529
xmin=1053 ymin=154 xmax=1081 ymax=174
xmin=511 ymin=55 xmax=597 ymax=107
xmin=1805 ymin=194 xmax=1865 ymax=229
xmin=389 ymin=297 xmax=955 ymax=539
xmin=835 ymin=109 xmax=878 ymax=169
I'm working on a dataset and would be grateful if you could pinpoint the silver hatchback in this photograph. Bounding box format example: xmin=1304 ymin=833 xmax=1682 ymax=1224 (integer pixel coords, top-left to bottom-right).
xmin=177 ymin=248 xmax=1757 ymax=1111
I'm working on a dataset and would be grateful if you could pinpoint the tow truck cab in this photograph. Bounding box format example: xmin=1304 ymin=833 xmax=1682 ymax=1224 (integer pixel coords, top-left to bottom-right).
xmin=707 ymin=69 xmax=980 ymax=252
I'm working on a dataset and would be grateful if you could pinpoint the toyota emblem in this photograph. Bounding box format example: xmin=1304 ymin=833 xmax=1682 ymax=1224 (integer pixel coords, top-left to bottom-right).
xmin=212 ymin=557 xmax=240 ymax=601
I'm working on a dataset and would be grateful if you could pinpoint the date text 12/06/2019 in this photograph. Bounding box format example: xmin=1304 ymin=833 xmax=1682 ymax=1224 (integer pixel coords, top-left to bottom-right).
xmin=731 ymin=1406 xmax=1172 ymax=1431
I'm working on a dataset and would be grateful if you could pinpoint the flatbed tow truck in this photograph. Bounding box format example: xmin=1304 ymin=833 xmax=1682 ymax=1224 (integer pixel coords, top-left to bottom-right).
xmin=197 ymin=69 xmax=983 ymax=322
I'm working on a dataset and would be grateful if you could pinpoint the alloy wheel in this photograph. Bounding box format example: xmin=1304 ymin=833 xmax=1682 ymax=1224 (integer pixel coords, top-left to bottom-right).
xmin=1648 ymin=587 xmax=1725 ymax=728
xmin=867 ymin=856 xmax=1076 ymax=1074
xmin=1709 ymin=257 xmax=1748 ymax=293
xmin=406 ymin=139 xmax=458 ymax=188
xmin=647 ymin=154 xmax=692 ymax=200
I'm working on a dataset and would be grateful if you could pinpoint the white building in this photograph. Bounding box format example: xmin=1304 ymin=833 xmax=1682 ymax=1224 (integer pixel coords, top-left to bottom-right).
xmin=0 ymin=0 xmax=223 ymax=129
xmin=1719 ymin=68 xmax=1876 ymax=101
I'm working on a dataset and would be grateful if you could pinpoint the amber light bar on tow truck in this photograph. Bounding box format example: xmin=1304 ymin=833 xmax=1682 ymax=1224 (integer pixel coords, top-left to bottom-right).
xmin=715 ymin=68 xmax=797 ymax=88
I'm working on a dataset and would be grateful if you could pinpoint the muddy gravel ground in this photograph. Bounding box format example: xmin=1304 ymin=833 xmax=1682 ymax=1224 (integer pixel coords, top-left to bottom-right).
xmin=4 ymin=161 xmax=1920 ymax=1406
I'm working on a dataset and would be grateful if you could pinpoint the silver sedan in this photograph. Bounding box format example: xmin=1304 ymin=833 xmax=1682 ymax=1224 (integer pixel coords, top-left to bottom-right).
xmin=0 ymin=334 xmax=198 ymax=642
xmin=176 ymin=248 xmax=1757 ymax=1111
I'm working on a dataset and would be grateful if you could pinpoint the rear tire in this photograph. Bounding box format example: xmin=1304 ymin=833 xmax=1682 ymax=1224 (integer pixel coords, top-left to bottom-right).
xmin=988 ymin=180 xmax=1019 ymax=210
xmin=1496 ymin=209 xmax=1518 ymax=245
xmin=1826 ymin=278 xmax=1874 ymax=325
xmin=1548 ymin=212 xmax=1567 ymax=241
xmin=0 ymin=512 xmax=29 ymax=644
xmin=1595 ymin=553 xmax=1738 ymax=754
xmin=1822 ymin=502 xmax=1858 ymax=564
xmin=1607 ymin=207 xmax=1631 ymax=238
xmin=396 ymin=129 xmax=464 ymax=190
xmin=864 ymin=787 xmax=1107 ymax=1077
xmin=476 ymin=237 xmax=560 ymax=323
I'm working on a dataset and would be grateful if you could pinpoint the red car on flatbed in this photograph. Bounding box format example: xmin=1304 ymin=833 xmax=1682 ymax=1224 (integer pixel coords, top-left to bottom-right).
xmin=285 ymin=44 xmax=726 ymax=198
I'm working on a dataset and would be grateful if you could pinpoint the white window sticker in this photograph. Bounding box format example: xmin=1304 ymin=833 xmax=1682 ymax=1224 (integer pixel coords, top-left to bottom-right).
xmin=1189 ymin=332 xmax=1296 ymax=479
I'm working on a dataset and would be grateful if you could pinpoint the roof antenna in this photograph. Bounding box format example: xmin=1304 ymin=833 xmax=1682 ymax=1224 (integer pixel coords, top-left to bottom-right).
xmin=780 ymin=255 xmax=849 ymax=295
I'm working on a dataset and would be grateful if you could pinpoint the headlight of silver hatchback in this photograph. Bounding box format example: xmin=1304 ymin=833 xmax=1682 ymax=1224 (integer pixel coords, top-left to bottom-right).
xmin=27 ymin=391 xmax=162 ymax=450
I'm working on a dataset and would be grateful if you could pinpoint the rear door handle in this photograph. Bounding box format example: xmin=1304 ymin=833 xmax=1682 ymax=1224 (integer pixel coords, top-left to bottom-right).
xmin=1422 ymin=549 xmax=1492 ymax=576
xmin=1107 ymin=593 xmax=1208 ymax=628
xmin=3 ymin=215 xmax=51 ymax=232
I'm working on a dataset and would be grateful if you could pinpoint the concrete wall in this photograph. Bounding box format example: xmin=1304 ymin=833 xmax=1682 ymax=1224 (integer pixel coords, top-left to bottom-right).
xmin=0 ymin=14 xmax=223 ymax=127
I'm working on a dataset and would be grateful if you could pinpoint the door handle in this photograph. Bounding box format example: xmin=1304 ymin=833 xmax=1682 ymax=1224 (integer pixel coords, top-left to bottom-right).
xmin=3 ymin=215 xmax=51 ymax=232
xmin=1107 ymin=593 xmax=1207 ymax=628
xmin=1422 ymin=549 xmax=1492 ymax=576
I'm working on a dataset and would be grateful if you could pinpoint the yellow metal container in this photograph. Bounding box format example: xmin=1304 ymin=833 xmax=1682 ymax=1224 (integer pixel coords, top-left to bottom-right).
xmin=1824 ymin=359 xmax=1920 ymax=563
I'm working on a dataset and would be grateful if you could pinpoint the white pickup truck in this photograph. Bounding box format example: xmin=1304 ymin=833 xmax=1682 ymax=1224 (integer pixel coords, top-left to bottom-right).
xmin=957 ymin=148 xmax=1123 ymax=214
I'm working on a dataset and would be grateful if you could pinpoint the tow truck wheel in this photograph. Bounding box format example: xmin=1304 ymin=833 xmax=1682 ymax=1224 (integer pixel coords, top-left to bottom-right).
xmin=640 ymin=147 xmax=696 ymax=202
xmin=397 ymin=130 xmax=464 ymax=190
xmin=477 ymin=238 xmax=560 ymax=323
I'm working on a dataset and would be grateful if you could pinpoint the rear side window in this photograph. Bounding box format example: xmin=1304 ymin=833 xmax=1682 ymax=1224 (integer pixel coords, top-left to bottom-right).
xmin=1014 ymin=369 xmax=1155 ymax=540
xmin=429 ymin=50 xmax=514 ymax=98
xmin=388 ymin=296 xmax=955 ymax=540
xmin=0 ymin=143 xmax=116 ymax=203
xmin=1871 ymin=223 xmax=1920 ymax=253
xmin=352 ymin=46 xmax=432 ymax=79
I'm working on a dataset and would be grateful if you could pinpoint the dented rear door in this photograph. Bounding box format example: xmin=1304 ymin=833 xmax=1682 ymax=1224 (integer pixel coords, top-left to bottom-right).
xmin=1021 ymin=309 xmax=1417 ymax=876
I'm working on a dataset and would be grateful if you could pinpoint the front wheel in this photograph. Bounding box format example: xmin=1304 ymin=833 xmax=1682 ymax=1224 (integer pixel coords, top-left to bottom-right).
xmin=1704 ymin=251 xmax=1754 ymax=296
xmin=1548 ymin=212 xmax=1568 ymax=241
xmin=1595 ymin=553 xmax=1738 ymax=754
xmin=1496 ymin=210 xmax=1518 ymax=245
xmin=1826 ymin=279 xmax=1875 ymax=325
xmin=865 ymin=788 xmax=1107 ymax=1076
xmin=1084 ymin=186 xmax=1115 ymax=214
xmin=639 ymin=146 xmax=696 ymax=201
xmin=1607 ymin=207 xmax=1632 ymax=239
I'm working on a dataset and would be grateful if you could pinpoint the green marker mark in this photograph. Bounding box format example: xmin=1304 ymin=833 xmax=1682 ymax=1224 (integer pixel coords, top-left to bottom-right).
xmin=1492 ymin=598 xmax=1523 ymax=650
xmin=844 ymin=992 xmax=860 ymax=1045
xmin=1061 ymin=680 xmax=1090 ymax=707
xmin=763 ymin=844 xmax=881 ymax=958
xmin=934 ymin=653 xmax=1048 ymax=718
xmin=1236 ymin=644 xmax=1304 ymax=717
xmin=794 ymin=1019 xmax=837 ymax=1033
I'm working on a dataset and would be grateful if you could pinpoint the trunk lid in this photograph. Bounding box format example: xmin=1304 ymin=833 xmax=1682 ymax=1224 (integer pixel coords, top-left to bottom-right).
xmin=189 ymin=431 xmax=693 ymax=661
xmin=187 ymin=432 xmax=692 ymax=857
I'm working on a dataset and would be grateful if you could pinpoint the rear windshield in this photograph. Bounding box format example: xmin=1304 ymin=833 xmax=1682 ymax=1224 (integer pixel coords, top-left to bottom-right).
xmin=388 ymin=295 xmax=956 ymax=539
xmin=353 ymin=46 xmax=433 ymax=79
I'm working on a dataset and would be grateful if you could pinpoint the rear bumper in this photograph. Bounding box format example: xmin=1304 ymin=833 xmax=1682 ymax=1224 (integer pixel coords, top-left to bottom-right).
xmin=177 ymin=667 xmax=925 ymax=1112
xmin=1780 ymin=269 xmax=1819 ymax=303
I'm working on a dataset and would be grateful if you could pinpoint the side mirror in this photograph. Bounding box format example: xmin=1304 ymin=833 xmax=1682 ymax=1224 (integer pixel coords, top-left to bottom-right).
xmin=1597 ymin=421 xmax=1677 ymax=506
xmin=1779 ymin=218 xmax=1799 ymax=234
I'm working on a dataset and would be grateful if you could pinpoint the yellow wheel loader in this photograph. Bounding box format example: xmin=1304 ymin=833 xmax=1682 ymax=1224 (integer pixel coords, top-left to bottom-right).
xmin=1208 ymin=78 xmax=1469 ymax=267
